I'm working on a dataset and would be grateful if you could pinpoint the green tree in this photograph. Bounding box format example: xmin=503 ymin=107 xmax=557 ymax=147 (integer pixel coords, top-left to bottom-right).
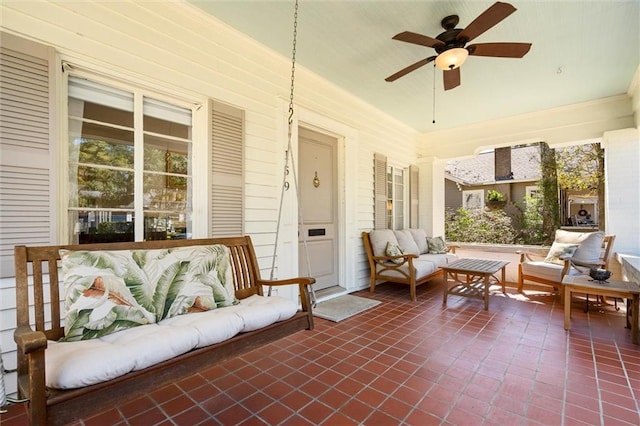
xmin=539 ymin=142 xmax=560 ymax=244
xmin=517 ymin=192 xmax=545 ymax=244
xmin=556 ymin=143 xmax=605 ymax=229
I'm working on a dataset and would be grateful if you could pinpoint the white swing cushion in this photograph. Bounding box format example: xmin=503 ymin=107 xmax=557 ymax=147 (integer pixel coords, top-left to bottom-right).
xmin=45 ymin=295 xmax=297 ymax=390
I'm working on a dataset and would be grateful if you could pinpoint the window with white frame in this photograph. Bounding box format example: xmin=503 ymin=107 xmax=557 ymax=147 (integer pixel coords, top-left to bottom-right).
xmin=386 ymin=166 xmax=406 ymax=229
xmin=525 ymin=185 xmax=539 ymax=199
xmin=462 ymin=189 xmax=484 ymax=209
xmin=67 ymin=75 xmax=193 ymax=243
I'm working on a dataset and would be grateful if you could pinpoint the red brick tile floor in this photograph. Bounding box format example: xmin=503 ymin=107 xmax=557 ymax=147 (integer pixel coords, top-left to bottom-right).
xmin=3 ymin=280 xmax=640 ymax=425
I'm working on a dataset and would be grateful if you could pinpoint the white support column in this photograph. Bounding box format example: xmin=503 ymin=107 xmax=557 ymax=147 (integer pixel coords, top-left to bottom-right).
xmin=417 ymin=156 xmax=446 ymax=237
xmin=601 ymin=128 xmax=640 ymax=255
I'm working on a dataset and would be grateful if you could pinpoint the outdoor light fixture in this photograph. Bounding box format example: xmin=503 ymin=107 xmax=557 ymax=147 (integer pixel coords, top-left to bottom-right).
xmin=435 ymin=48 xmax=469 ymax=70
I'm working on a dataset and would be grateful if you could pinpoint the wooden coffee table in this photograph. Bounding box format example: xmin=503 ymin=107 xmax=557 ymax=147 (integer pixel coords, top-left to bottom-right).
xmin=563 ymin=274 xmax=640 ymax=344
xmin=442 ymin=258 xmax=509 ymax=310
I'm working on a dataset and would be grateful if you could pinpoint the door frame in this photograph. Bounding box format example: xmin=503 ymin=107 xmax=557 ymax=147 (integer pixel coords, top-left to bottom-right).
xmin=297 ymin=126 xmax=339 ymax=292
xmin=276 ymin=100 xmax=359 ymax=296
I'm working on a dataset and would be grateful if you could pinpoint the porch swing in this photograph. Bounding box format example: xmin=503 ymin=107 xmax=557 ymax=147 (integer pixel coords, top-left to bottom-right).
xmin=268 ymin=0 xmax=318 ymax=307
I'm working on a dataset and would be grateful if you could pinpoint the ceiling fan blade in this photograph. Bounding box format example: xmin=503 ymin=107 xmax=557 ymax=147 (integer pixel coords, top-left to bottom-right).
xmin=385 ymin=56 xmax=436 ymax=82
xmin=456 ymin=2 xmax=516 ymax=43
xmin=468 ymin=42 xmax=531 ymax=58
xmin=443 ymin=67 xmax=460 ymax=91
xmin=392 ymin=31 xmax=445 ymax=49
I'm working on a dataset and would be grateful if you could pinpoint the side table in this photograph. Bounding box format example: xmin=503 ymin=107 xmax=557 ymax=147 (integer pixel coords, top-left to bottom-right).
xmin=563 ymin=274 xmax=640 ymax=345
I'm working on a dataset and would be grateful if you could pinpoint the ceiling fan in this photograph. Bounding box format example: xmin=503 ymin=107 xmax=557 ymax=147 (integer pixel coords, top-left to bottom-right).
xmin=385 ymin=1 xmax=531 ymax=90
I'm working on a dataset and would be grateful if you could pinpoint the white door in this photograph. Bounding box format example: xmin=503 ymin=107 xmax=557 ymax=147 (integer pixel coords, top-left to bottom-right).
xmin=298 ymin=128 xmax=339 ymax=291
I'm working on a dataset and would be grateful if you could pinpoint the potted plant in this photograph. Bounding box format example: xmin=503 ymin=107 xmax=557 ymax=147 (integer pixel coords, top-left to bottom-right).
xmin=486 ymin=189 xmax=506 ymax=209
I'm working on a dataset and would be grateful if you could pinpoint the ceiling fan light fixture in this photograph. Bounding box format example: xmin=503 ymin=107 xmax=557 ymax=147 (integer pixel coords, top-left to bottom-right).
xmin=435 ymin=48 xmax=469 ymax=71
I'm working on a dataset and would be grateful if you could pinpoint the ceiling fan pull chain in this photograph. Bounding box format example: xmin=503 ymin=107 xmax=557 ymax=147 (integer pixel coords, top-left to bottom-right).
xmin=432 ymin=64 xmax=436 ymax=124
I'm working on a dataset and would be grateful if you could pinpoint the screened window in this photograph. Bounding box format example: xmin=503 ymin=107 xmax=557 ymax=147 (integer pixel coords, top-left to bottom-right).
xmin=67 ymin=76 xmax=193 ymax=243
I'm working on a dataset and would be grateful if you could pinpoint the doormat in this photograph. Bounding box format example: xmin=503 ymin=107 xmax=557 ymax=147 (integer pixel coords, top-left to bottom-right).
xmin=313 ymin=295 xmax=381 ymax=322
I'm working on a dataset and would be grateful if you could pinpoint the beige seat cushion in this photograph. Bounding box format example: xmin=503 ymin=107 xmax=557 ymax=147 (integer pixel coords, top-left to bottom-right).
xmin=521 ymin=261 xmax=565 ymax=282
xmin=376 ymin=258 xmax=438 ymax=280
xmin=418 ymin=253 xmax=458 ymax=268
xmin=522 ymin=261 xmax=584 ymax=282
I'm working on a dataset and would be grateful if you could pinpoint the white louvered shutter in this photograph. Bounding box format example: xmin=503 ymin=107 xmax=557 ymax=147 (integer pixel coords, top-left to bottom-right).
xmin=374 ymin=153 xmax=387 ymax=230
xmin=0 ymin=34 xmax=53 ymax=277
xmin=209 ymin=101 xmax=244 ymax=237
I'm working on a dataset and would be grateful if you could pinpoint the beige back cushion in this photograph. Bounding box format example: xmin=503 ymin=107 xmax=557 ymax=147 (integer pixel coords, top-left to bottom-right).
xmin=369 ymin=229 xmax=399 ymax=257
xmin=554 ymin=230 xmax=605 ymax=264
xmin=393 ymin=230 xmax=421 ymax=255
xmin=407 ymin=228 xmax=429 ymax=254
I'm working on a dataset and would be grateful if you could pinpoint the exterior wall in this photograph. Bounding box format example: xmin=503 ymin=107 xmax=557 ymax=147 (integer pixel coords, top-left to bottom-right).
xmin=602 ymin=128 xmax=640 ymax=256
xmin=444 ymin=179 xmax=461 ymax=210
xmin=445 ymin=181 xmax=535 ymax=211
xmin=417 ymin=157 xmax=446 ymax=237
xmin=0 ymin=1 xmax=418 ymax=396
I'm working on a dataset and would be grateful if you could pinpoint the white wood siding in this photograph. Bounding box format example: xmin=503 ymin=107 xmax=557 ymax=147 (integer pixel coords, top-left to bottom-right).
xmin=602 ymin=128 xmax=640 ymax=255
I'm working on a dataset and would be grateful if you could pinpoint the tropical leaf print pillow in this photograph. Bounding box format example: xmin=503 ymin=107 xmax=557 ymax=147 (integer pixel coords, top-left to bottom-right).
xmin=60 ymin=249 xmax=161 ymax=342
xmin=162 ymin=244 xmax=238 ymax=318
xmin=59 ymin=244 xmax=237 ymax=342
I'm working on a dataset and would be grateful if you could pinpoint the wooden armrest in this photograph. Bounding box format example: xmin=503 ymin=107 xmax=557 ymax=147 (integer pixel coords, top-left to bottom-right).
xmin=372 ymin=254 xmax=417 ymax=264
xmin=447 ymin=244 xmax=459 ymax=254
xmin=560 ymin=257 xmax=605 ymax=276
xmin=517 ymin=249 xmax=551 ymax=263
xmin=258 ymin=277 xmax=316 ymax=287
xmin=14 ymin=325 xmax=48 ymax=354
xmin=568 ymin=258 xmax=603 ymax=269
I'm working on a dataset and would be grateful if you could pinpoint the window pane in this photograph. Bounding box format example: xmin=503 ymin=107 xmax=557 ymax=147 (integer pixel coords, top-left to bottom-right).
xmin=394 ymin=170 xmax=404 ymax=229
xmin=142 ymin=97 xmax=192 ymax=241
xmin=69 ymin=210 xmax=134 ymax=244
xmin=144 ymin=211 xmax=191 ymax=241
xmin=69 ymin=132 xmax=134 ymax=168
xmin=69 ymin=77 xmax=134 ymax=127
xmin=72 ymin=166 xmax=134 ymax=209
xmin=144 ymin=135 xmax=190 ymax=174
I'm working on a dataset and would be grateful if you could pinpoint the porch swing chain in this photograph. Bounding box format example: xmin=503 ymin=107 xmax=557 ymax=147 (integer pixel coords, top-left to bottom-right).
xmin=268 ymin=0 xmax=316 ymax=307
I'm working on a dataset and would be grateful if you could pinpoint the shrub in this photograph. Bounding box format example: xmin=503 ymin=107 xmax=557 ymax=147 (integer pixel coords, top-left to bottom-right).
xmin=445 ymin=207 xmax=517 ymax=244
xmin=516 ymin=193 xmax=546 ymax=245
xmin=486 ymin=189 xmax=505 ymax=202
